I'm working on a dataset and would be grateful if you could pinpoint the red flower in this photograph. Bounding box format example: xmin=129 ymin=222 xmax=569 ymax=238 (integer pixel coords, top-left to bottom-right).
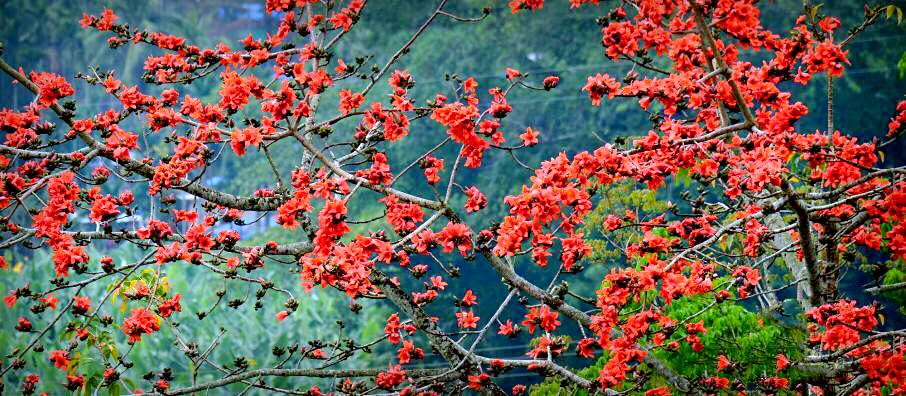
xmin=102 ymin=74 xmax=122 ymax=93
xmin=356 ymin=152 xmax=393 ymax=185
xmin=64 ymin=375 xmax=84 ymax=391
xmin=464 ymin=186 xmax=488 ymax=213
xmin=121 ymin=307 xmax=160 ymax=344
xmin=520 ymin=127 xmax=540 ymax=146
xmin=397 ymin=340 xmax=424 ymax=364
xmin=338 ymin=89 xmax=364 ymax=115
xmin=437 ymin=223 xmax=472 ymax=255
xmin=388 ymin=70 xmax=413 ymax=95
xmin=702 ymin=377 xmax=730 ymax=391
xmin=776 ymin=353 xmax=790 ymax=372
xmin=16 ymin=317 xmax=32 ymax=332
xmin=89 ymin=195 xmax=120 ymax=223
xmin=581 ymin=73 xmax=620 ymax=105
xmin=685 ymin=320 xmax=706 ymax=334
xmin=384 ymin=313 xmax=416 ymax=344
xmin=456 ymin=310 xmax=480 ymax=329
xmin=467 ymin=373 xmax=490 ymax=390
xmin=805 ymin=300 xmax=878 ymax=351
xmin=421 ymin=155 xmax=444 ymax=184
xmin=146 ymin=107 xmax=182 ymax=130
xmin=460 ymin=290 xmax=478 ymax=306
xmin=818 ymin=17 xmax=841 ymax=32
xmin=96 ymin=8 xmax=118 ymax=30
xmin=543 ymin=75 xmax=560 ymax=90
xmin=489 ymin=101 xmax=512 ymax=118
xmin=118 ymin=85 xmax=155 ymax=110
xmin=509 ymin=0 xmax=544 ymax=13
xmin=29 ymin=71 xmax=75 ymax=107
xmin=521 ymin=305 xmax=560 ymax=334
xmin=154 ymin=379 xmax=170 ymax=392
xmin=40 ymin=293 xmax=59 ymax=310
xmin=686 ymin=335 xmax=704 ymax=352
xmin=219 ymin=70 xmax=262 ymax=110
xmin=375 ymin=364 xmax=405 ymax=390
xmin=157 ymin=294 xmax=182 ymax=318
xmin=645 ymin=387 xmax=671 ymax=396
xmin=4 ymin=293 xmax=17 ymax=308
xmin=22 ymin=374 xmax=40 ymax=394
xmin=72 ymin=296 xmax=92 ymax=315
xmin=526 ymin=334 xmax=565 ymax=359
xmin=230 ymin=126 xmax=263 ymax=157
xmin=759 ymin=377 xmax=789 ymax=391
xmin=103 ymin=368 xmax=118 ymax=381
xmin=117 ymin=191 xmax=134 ymax=206
xmin=717 ymin=354 xmax=731 ymax=372
xmin=430 ymin=276 xmax=447 ymax=290
xmin=161 ymin=88 xmax=180 ymax=105
xmin=577 ymin=338 xmax=601 ymax=358
xmin=276 ymin=310 xmax=289 ymax=321
xmin=185 ymin=223 xmax=215 ymax=251
xmin=506 ymin=67 xmax=522 ymax=80
xmin=498 ymin=320 xmax=519 ymax=336
xmin=49 ymin=350 xmax=70 ymax=369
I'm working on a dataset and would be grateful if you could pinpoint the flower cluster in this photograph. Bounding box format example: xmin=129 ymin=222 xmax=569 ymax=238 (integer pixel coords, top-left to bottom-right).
xmin=29 ymin=71 xmax=75 ymax=108
xmin=121 ymin=307 xmax=161 ymax=344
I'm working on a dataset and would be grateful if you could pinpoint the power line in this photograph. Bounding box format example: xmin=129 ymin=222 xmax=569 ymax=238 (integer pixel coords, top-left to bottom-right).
xmin=26 ymin=65 xmax=902 ymax=112
xmin=413 ymin=34 xmax=906 ymax=84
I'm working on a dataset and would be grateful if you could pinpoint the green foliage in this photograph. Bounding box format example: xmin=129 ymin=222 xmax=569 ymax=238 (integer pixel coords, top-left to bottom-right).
xmin=883 ymin=266 xmax=906 ymax=315
xmin=899 ymin=50 xmax=906 ymax=79
xmin=530 ymin=352 xmax=610 ymax=396
xmin=1 ymin=230 xmax=389 ymax=394
xmin=530 ymin=289 xmax=808 ymax=395
xmin=651 ymin=291 xmax=805 ymax=382
xmin=574 ymin=180 xmax=668 ymax=297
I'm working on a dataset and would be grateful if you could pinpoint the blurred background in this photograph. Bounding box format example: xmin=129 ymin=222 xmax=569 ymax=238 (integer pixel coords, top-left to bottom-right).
xmin=1 ymin=0 xmax=905 ymax=393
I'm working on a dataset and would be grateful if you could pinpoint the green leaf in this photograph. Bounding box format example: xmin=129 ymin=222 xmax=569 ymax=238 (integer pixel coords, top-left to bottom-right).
xmin=676 ymin=168 xmax=690 ymax=188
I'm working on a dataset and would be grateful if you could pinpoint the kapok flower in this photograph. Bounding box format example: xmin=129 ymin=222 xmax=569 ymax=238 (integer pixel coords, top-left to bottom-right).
xmin=121 ymin=307 xmax=160 ymax=344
